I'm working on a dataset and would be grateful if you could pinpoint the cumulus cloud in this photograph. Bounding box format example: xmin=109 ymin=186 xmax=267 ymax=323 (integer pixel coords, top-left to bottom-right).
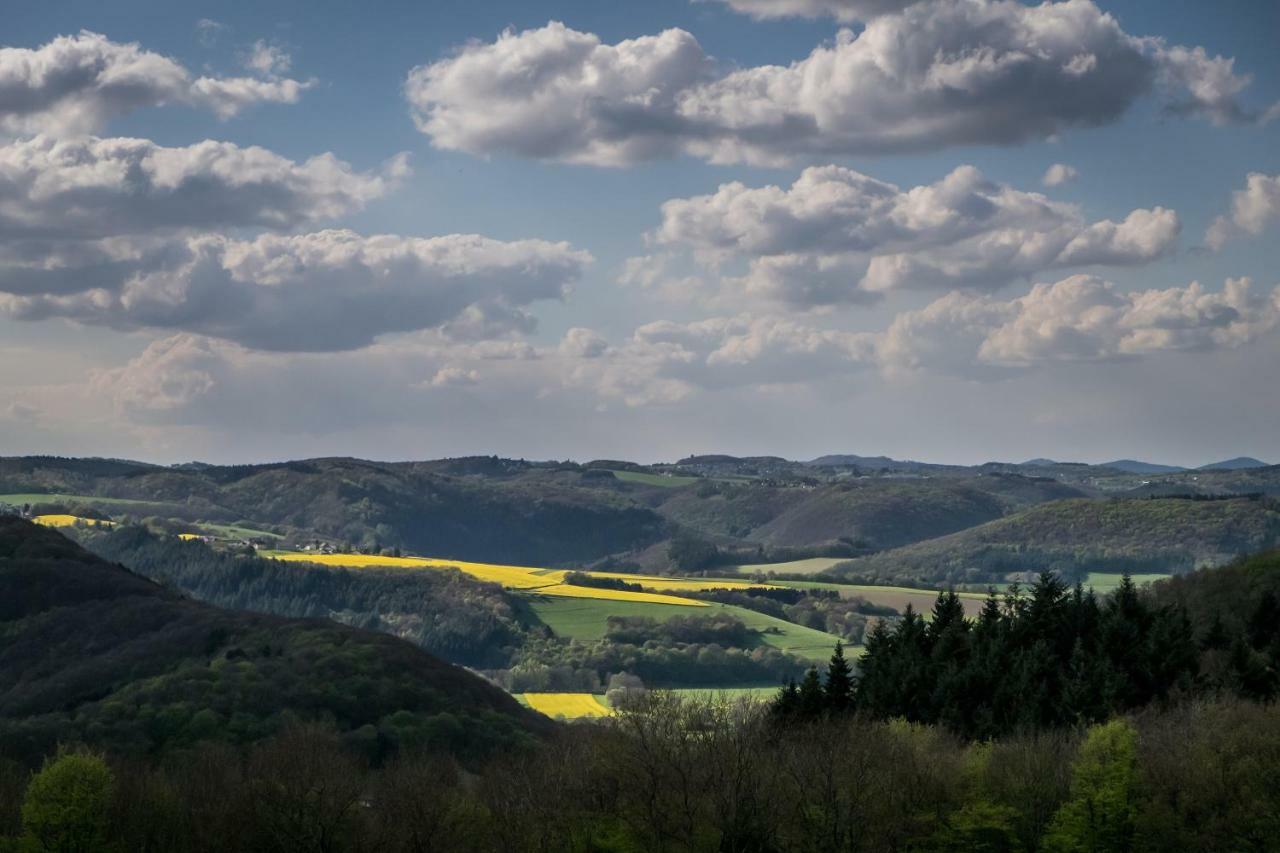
xmin=0 ymin=30 xmax=311 ymax=136
xmin=1 ymin=230 xmax=592 ymax=351
xmin=1042 ymin=163 xmax=1078 ymax=187
xmin=405 ymin=22 xmax=714 ymax=167
xmin=654 ymin=164 xmax=1179 ymax=307
xmin=243 ymin=40 xmax=292 ymax=76
xmin=406 ymin=2 xmax=1270 ymax=166
xmin=1206 ymin=172 xmax=1280 ymax=250
xmin=699 ymin=0 xmax=917 ymax=21
xmin=1152 ymin=44 xmax=1277 ymax=126
xmin=77 ymin=274 xmax=1280 ymax=439
xmin=880 ymin=275 xmax=1280 ymax=373
xmin=0 ymin=135 xmax=405 ymax=243
xmin=564 ymin=314 xmax=876 ymax=405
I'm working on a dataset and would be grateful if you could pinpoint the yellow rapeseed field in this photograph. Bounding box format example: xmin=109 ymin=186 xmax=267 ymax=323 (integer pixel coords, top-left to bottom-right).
xmin=32 ymin=514 xmax=116 ymax=528
xmin=521 ymin=693 xmax=612 ymax=718
xmin=269 ymin=552 xmax=564 ymax=589
xmin=269 ymin=552 xmax=715 ymax=605
xmin=533 ymin=583 xmax=709 ymax=607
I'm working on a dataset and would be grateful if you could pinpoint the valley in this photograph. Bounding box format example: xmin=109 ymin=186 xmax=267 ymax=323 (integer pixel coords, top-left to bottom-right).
xmin=4 ymin=452 xmax=1277 ymax=716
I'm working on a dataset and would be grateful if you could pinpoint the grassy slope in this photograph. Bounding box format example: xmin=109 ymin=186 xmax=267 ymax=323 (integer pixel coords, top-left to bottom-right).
xmin=523 ymin=594 xmax=845 ymax=661
xmin=779 ymin=580 xmax=990 ymax=619
xmin=0 ymin=492 xmax=169 ymax=509
xmin=736 ymin=557 xmax=848 ymax=576
xmin=1082 ymin=573 xmax=1172 ymax=595
xmin=608 ymin=470 xmax=700 ymax=488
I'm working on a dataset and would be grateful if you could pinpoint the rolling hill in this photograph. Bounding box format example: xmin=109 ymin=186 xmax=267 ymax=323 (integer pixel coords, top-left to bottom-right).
xmin=0 ymin=517 xmax=551 ymax=764
xmin=654 ymin=474 xmax=1087 ymax=550
xmin=830 ymin=496 xmax=1280 ymax=585
xmin=0 ymin=456 xmax=669 ymax=566
xmin=1199 ymin=457 xmax=1269 ymax=471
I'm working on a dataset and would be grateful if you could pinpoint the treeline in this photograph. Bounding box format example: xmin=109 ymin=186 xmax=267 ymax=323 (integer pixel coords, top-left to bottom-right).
xmin=779 ymin=569 xmax=1280 ymax=740
xmin=86 ymin=526 xmax=531 ymax=668
xmin=4 ymin=698 xmax=1280 ymax=852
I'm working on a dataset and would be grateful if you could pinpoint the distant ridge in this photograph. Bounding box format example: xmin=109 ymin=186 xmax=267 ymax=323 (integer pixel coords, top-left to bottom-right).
xmin=806 ymin=454 xmax=903 ymax=469
xmin=1199 ymin=457 xmax=1269 ymax=471
xmin=1103 ymin=459 xmax=1188 ymax=474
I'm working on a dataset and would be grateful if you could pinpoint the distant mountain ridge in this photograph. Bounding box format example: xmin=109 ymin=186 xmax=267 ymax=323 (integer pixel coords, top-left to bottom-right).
xmin=1103 ymin=459 xmax=1188 ymax=474
xmin=1199 ymin=457 xmax=1270 ymax=471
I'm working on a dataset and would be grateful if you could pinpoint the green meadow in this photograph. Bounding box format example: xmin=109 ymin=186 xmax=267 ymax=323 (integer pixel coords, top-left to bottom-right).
xmin=523 ymin=594 xmax=847 ymax=661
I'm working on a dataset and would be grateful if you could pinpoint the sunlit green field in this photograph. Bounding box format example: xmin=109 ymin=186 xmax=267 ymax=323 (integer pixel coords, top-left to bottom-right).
xmin=524 ymin=595 xmax=848 ymax=661
xmin=735 ymin=557 xmax=848 ymax=576
xmin=1082 ymin=572 xmax=1172 ymax=594
xmin=607 ymin=469 xmax=701 ymax=487
xmin=0 ymin=493 xmax=166 ymax=509
xmin=777 ymin=579 xmax=991 ymax=618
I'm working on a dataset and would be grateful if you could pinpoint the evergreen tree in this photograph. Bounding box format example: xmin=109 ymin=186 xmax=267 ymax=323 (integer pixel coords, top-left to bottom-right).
xmin=1200 ymin=612 xmax=1230 ymax=651
xmin=797 ymin=667 xmax=826 ymax=718
xmin=824 ymin=642 xmax=854 ymax=713
xmin=772 ymin=678 xmax=800 ymax=718
xmin=1247 ymin=591 xmax=1280 ymax=651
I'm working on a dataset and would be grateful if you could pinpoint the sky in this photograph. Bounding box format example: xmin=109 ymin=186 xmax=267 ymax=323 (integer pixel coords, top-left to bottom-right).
xmin=2 ymin=0 xmax=1279 ymax=467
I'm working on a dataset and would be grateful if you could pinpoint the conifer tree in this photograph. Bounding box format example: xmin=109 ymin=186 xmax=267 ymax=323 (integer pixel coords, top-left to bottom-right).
xmin=772 ymin=678 xmax=800 ymax=718
xmin=824 ymin=642 xmax=854 ymax=713
xmin=797 ymin=667 xmax=826 ymax=718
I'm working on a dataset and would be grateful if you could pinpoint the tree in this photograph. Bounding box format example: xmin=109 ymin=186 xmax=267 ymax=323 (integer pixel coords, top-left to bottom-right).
xmin=772 ymin=678 xmax=800 ymax=718
xmin=797 ymin=667 xmax=826 ymax=718
xmin=20 ymin=750 xmax=114 ymax=853
xmin=667 ymin=535 xmax=719 ymax=572
xmin=824 ymin=642 xmax=855 ymax=713
xmin=1043 ymin=720 xmax=1139 ymax=853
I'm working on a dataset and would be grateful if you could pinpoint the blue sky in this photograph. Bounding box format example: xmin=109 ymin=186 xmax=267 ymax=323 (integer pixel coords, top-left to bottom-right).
xmin=2 ymin=0 xmax=1279 ymax=466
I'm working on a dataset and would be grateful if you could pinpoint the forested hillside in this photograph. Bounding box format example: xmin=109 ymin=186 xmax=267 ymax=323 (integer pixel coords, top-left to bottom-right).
xmin=0 ymin=518 xmax=550 ymax=764
xmin=832 ymin=496 xmax=1280 ymax=585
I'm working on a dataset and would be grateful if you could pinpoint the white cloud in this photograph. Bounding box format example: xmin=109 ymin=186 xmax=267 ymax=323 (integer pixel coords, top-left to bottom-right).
xmin=654 ymin=164 xmax=1179 ymax=307
xmin=1206 ymin=172 xmax=1280 ymax=250
xmin=560 ymin=327 xmax=609 ymax=359
xmin=72 ymin=275 xmax=1280 ymax=443
xmin=1042 ymin=163 xmax=1078 ymax=187
xmin=0 ymin=135 xmax=405 ymax=243
xmin=1 ymin=230 xmax=592 ymax=351
xmin=0 ymin=30 xmax=311 ymax=136
xmin=699 ymin=0 xmax=917 ymax=21
xmin=243 ymin=40 xmax=292 ymax=77
xmin=564 ymin=314 xmax=876 ymax=405
xmin=881 ymin=275 xmax=1280 ymax=373
xmin=406 ymin=3 xmax=1270 ymax=166
xmin=1151 ymin=43 xmax=1275 ymax=126
xmin=405 ymin=22 xmax=714 ymax=167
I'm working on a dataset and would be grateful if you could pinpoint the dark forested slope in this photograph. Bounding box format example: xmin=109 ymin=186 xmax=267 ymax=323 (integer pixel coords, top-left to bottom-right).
xmin=0 ymin=518 xmax=551 ymax=763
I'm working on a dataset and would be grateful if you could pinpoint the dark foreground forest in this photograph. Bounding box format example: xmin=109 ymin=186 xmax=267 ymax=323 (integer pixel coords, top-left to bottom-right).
xmin=2 ymin=699 xmax=1279 ymax=852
